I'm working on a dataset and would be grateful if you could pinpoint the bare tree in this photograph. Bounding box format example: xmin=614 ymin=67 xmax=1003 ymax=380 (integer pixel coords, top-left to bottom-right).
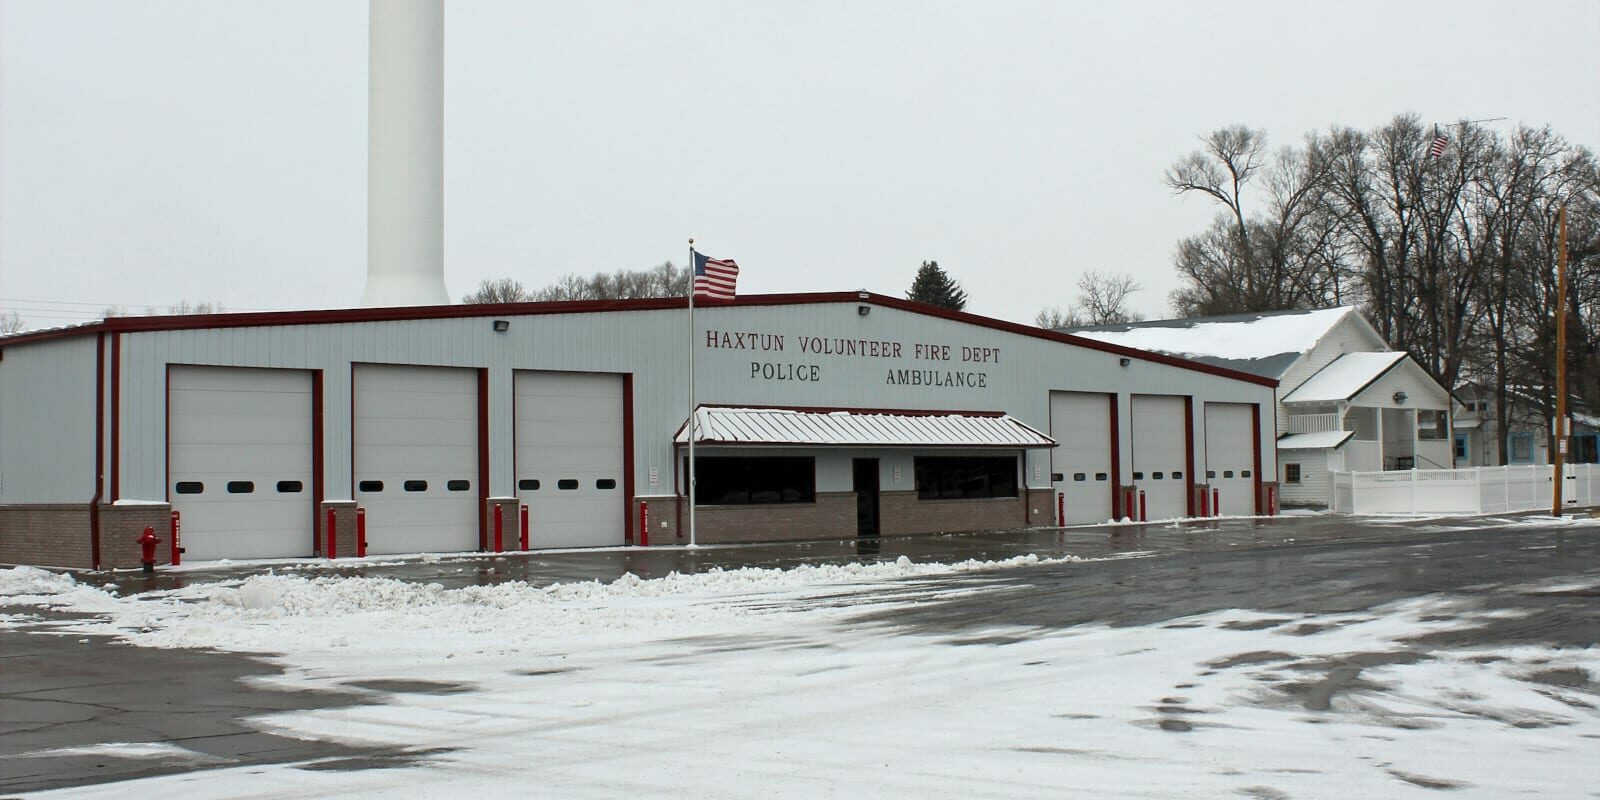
xmin=1034 ymin=306 xmax=1082 ymax=329
xmin=462 ymin=278 xmax=533 ymax=304
xmin=1075 ymin=271 xmax=1144 ymax=325
xmin=1165 ymin=115 xmax=1600 ymax=463
xmin=1168 ymin=128 xmax=1341 ymax=316
xmin=159 ymin=301 xmax=225 ymax=315
xmin=0 ymin=312 xmax=23 ymax=334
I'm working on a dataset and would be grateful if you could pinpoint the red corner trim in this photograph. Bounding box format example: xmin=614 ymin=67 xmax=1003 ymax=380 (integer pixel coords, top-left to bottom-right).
xmin=311 ymin=370 xmax=325 ymax=553
xmin=622 ymin=373 xmax=635 ymax=545
xmin=1108 ymin=394 xmax=1122 ymax=519
xmin=1184 ymin=397 xmax=1196 ymax=517
xmin=1252 ymin=403 xmax=1264 ymax=514
xmin=477 ymin=368 xmax=490 ymax=551
xmin=90 ymin=333 xmax=105 ymax=570
xmin=109 ymin=333 xmax=121 ymax=502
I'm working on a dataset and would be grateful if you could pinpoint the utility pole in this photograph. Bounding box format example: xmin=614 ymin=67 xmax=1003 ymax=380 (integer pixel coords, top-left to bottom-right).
xmin=1552 ymin=204 xmax=1568 ymax=516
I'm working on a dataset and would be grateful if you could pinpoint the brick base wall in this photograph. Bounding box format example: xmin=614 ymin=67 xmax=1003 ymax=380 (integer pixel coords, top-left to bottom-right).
xmin=632 ymin=489 xmax=1036 ymax=545
xmin=878 ymin=491 xmax=1027 ymax=536
xmin=1259 ymin=481 xmax=1281 ymax=515
xmin=686 ymin=492 xmax=857 ymax=545
xmin=484 ymin=497 xmax=522 ymax=552
xmin=318 ymin=501 xmax=358 ymax=559
xmin=99 ymin=504 xmax=176 ymax=571
xmin=0 ymin=505 xmax=92 ymax=569
xmin=633 ymin=497 xmax=677 ymax=545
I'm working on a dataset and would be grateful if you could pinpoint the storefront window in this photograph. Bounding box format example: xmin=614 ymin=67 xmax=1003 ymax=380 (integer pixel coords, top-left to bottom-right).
xmin=690 ymin=456 xmax=815 ymax=505
xmin=914 ymin=456 xmax=1018 ymax=500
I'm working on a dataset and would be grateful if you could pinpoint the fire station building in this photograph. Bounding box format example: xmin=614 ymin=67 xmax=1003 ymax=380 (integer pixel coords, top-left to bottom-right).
xmin=0 ymin=292 xmax=1278 ymax=570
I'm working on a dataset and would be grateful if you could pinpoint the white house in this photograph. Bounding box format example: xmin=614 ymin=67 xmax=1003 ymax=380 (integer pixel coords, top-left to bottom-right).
xmin=1452 ymin=382 xmax=1600 ymax=467
xmin=1066 ymin=307 xmax=1453 ymax=508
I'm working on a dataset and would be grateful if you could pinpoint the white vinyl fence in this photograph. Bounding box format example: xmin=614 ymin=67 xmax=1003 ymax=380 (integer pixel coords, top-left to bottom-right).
xmin=1331 ymin=464 xmax=1600 ymax=515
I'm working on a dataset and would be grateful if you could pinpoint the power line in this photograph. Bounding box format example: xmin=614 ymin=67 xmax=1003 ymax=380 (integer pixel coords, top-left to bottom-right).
xmin=0 ymin=296 xmax=286 ymax=311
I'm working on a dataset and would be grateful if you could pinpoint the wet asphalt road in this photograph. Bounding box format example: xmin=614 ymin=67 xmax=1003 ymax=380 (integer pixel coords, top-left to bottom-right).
xmin=3 ymin=513 xmax=1598 ymax=794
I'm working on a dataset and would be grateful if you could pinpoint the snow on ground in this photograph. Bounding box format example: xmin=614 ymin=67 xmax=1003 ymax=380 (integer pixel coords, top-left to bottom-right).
xmin=5 ymin=556 xmax=1600 ymax=799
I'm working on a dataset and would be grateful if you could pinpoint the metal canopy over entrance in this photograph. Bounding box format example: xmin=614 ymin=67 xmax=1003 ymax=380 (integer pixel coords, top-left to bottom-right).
xmin=673 ymin=406 xmax=1056 ymax=449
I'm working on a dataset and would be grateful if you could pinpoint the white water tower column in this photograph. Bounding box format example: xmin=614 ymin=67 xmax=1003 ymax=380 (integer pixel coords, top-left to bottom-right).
xmin=362 ymin=0 xmax=450 ymax=307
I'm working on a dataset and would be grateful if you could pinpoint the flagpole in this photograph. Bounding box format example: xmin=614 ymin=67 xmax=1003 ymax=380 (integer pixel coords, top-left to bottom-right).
xmin=687 ymin=238 xmax=698 ymax=547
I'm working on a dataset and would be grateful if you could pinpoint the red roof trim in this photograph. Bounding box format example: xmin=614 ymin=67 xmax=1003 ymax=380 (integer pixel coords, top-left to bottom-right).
xmin=0 ymin=292 xmax=1276 ymax=387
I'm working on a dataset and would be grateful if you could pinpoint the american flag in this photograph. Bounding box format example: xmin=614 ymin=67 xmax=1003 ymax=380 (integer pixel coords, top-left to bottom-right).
xmin=1427 ymin=129 xmax=1449 ymax=159
xmin=692 ymin=250 xmax=739 ymax=300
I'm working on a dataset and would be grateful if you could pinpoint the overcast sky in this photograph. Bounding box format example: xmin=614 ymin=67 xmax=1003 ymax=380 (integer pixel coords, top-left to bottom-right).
xmin=2 ymin=0 xmax=1598 ymax=329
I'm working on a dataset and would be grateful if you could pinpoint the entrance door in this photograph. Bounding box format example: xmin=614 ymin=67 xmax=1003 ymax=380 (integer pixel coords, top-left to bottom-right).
xmin=853 ymin=458 xmax=880 ymax=537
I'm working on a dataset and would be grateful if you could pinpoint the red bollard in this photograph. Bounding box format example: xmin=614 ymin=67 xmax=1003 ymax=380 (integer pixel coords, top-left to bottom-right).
xmin=137 ymin=526 xmax=160 ymax=574
xmin=1138 ymin=490 xmax=1148 ymax=522
xmin=1212 ymin=488 xmax=1221 ymax=518
xmin=639 ymin=501 xmax=650 ymax=547
xmin=169 ymin=510 xmax=182 ymax=566
xmin=1267 ymin=486 xmax=1277 ymax=516
xmin=494 ymin=503 xmax=504 ymax=553
xmin=519 ymin=504 xmax=530 ymax=551
xmin=356 ymin=507 xmax=367 ymax=558
xmin=1057 ymin=492 xmax=1065 ymax=527
xmin=325 ymin=507 xmax=337 ymax=560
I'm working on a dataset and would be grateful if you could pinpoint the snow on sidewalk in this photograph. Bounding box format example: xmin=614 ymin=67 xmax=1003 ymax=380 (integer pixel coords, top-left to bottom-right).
xmin=5 ymin=557 xmax=1599 ymax=799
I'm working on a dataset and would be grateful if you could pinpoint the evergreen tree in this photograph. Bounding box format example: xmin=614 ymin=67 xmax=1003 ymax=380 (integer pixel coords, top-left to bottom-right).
xmin=905 ymin=260 xmax=968 ymax=311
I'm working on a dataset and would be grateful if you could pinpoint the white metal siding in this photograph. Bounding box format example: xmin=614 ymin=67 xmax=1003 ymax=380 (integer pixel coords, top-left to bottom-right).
xmin=515 ymin=371 xmax=625 ymax=548
xmin=354 ymin=364 xmax=479 ymax=554
xmin=1278 ymin=450 xmax=1331 ymax=507
xmin=95 ymin=301 xmax=1277 ymax=522
xmin=1131 ymin=395 xmax=1188 ymax=520
xmin=0 ymin=336 xmax=98 ymax=504
xmin=1204 ymin=403 xmax=1255 ymax=515
xmin=1049 ymin=391 xmax=1113 ymax=524
xmin=168 ymin=366 xmax=313 ymax=560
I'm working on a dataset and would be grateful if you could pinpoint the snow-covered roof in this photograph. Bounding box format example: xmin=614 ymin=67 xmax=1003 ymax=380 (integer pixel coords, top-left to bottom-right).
xmin=1281 ymin=352 xmax=1407 ymax=404
xmin=1276 ymin=430 xmax=1355 ymax=450
xmin=1061 ymin=307 xmax=1354 ymax=379
xmin=1453 ymin=418 xmax=1483 ymax=429
xmin=674 ymin=406 xmax=1057 ymax=448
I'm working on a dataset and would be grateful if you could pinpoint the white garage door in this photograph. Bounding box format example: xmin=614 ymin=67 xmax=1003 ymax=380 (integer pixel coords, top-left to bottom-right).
xmin=168 ymin=366 xmax=313 ymax=561
xmin=354 ymin=364 xmax=479 ymax=555
xmin=1049 ymin=391 xmax=1114 ymax=524
xmin=515 ymin=371 xmax=625 ymax=548
xmin=1131 ymin=394 xmax=1189 ymax=521
xmin=1204 ymin=403 xmax=1256 ymax=515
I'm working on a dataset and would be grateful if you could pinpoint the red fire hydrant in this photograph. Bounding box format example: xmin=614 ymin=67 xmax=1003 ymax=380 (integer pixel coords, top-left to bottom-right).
xmin=137 ymin=526 xmax=161 ymax=574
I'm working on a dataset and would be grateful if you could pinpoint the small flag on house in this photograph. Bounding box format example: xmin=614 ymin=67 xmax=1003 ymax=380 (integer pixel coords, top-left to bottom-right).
xmin=692 ymin=250 xmax=740 ymax=300
xmin=1427 ymin=127 xmax=1449 ymax=159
